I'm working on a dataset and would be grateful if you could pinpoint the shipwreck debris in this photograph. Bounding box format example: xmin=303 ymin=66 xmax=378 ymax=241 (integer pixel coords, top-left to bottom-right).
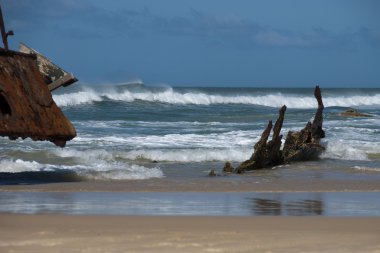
xmin=222 ymin=161 xmax=234 ymax=173
xmin=340 ymin=108 xmax=372 ymax=118
xmin=234 ymin=105 xmax=287 ymax=173
xmin=282 ymin=86 xmax=325 ymax=163
xmin=19 ymin=43 xmax=77 ymax=91
xmin=0 ymin=5 xmax=13 ymax=51
xmin=0 ymin=4 xmax=77 ymax=147
xmin=208 ymin=169 xmax=217 ymax=177
xmin=0 ymin=50 xmax=76 ymax=147
xmin=230 ymin=86 xmax=326 ymax=173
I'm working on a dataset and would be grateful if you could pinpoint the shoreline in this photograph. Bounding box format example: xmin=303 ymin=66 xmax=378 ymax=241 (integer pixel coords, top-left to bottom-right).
xmin=1 ymin=177 xmax=380 ymax=192
xmin=1 ymin=215 xmax=380 ymax=253
xmin=1 ymin=190 xmax=379 ymax=216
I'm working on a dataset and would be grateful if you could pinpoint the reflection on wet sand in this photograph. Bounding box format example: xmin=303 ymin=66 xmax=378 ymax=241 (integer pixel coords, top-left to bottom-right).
xmin=0 ymin=191 xmax=379 ymax=216
xmin=251 ymin=197 xmax=323 ymax=216
xmin=251 ymin=199 xmax=281 ymax=215
xmin=286 ymin=200 xmax=323 ymax=216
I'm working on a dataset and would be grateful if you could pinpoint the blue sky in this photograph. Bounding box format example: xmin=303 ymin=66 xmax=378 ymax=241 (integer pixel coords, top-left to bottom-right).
xmin=2 ymin=0 xmax=380 ymax=87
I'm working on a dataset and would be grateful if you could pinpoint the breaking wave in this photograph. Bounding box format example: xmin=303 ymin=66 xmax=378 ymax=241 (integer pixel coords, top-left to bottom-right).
xmin=353 ymin=166 xmax=380 ymax=172
xmin=321 ymin=139 xmax=380 ymax=161
xmin=321 ymin=142 xmax=369 ymax=161
xmin=53 ymin=89 xmax=102 ymax=107
xmin=52 ymin=146 xmax=251 ymax=163
xmin=53 ymin=86 xmax=380 ymax=108
xmin=0 ymin=158 xmax=163 ymax=181
xmin=57 ymin=134 xmax=379 ymax=164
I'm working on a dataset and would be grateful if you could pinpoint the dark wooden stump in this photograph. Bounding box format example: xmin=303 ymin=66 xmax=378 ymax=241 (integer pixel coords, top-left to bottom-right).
xmin=233 ymin=86 xmax=325 ymax=173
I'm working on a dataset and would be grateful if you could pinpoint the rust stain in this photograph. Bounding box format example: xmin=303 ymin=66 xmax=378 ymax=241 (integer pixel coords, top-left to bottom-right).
xmin=0 ymin=51 xmax=76 ymax=147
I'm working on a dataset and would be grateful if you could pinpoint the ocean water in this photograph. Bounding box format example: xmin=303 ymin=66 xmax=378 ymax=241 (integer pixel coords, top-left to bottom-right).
xmin=1 ymin=84 xmax=380 ymax=182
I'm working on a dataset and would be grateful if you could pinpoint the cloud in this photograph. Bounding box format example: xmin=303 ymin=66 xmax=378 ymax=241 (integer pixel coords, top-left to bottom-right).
xmin=254 ymin=30 xmax=310 ymax=47
xmin=5 ymin=0 xmax=95 ymax=16
xmin=2 ymin=0 xmax=97 ymax=33
xmin=2 ymin=0 xmax=379 ymax=49
xmin=352 ymin=27 xmax=380 ymax=46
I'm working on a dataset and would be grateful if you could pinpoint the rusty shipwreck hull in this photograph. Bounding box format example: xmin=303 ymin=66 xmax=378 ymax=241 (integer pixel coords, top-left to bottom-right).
xmin=0 ymin=50 xmax=76 ymax=147
xmin=0 ymin=4 xmax=77 ymax=147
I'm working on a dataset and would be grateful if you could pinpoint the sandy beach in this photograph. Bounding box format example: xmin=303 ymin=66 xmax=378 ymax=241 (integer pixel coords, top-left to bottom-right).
xmin=1 ymin=1 xmax=380 ymax=253
xmin=1 ymin=215 xmax=379 ymax=253
xmin=1 ymin=177 xmax=380 ymax=192
xmin=1 ymin=170 xmax=380 ymax=252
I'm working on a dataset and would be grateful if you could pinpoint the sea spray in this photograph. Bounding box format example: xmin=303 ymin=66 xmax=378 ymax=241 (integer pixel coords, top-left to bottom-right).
xmin=53 ymin=85 xmax=380 ymax=108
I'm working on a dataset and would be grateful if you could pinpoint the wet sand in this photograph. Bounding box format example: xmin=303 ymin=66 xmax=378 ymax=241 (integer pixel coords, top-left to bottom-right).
xmin=2 ymin=176 xmax=380 ymax=252
xmin=1 ymin=177 xmax=380 ymax=192
xmin=1 ymin=191 xmax=380 ymax=216
xmin=1 ymin=215 xmax=379 ymax=253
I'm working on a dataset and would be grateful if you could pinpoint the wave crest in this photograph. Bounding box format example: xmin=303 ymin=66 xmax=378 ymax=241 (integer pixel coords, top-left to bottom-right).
xmin=53 ymin=86 xmax=380 ymax=108
xmin=0 ymin=158 xmax=163 ymax=180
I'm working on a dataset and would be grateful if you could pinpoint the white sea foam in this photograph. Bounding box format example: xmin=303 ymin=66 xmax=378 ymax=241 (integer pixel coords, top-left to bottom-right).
xmin=118 ymin=148 xmax=251 ymax=162
xmin=0 ymin=157 xmax=163 ymax=180
xmin=320 ymin=116 xmax=380 ymax=161
xmin=58 ymin=136 xmax=378 ymax=163
xmin=52 ymin=149 xmax=164 ymax=180
xmin=71 ymin=130 xmax=260 ymax=150
xmin=53 ymin=86 xmax=380 ymax=108
xmin=321 ymin=139 xmax=380 ymax=161
xmin=54 ymin=128 xmax=254 ymax=162
xmin=53 ymin=89 xmax=102 ymax=106
xmin=353 ymin=166 xmax=380 ymax=172
xmin=66 ymin=124 xmax=380 ymax=163
xmin=83 ymin=165 xmax=164 ymax=180
xmin=53 ymin=148 xmax=114 ymax=162
xmin=0 ymin=159 xmax=49 ymax=173
xmin=53 ymin=144 xmax=251 ymax=163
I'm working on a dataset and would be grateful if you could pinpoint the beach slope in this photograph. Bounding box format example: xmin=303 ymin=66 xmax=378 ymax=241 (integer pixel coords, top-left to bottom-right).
xmin=1 ymin=215 xmax=379 ymax=253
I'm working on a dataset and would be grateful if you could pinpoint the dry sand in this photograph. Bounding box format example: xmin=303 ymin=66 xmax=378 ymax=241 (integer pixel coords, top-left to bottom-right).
xmin=1 ymin=215 xmax=380 ymax=253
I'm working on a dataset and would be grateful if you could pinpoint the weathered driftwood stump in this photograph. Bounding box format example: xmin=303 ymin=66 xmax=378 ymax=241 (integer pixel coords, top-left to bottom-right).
xmin=225 ymin=86 xmax=325 ymax=174
xmin=282 ymin=86 xmax=325 ymax=163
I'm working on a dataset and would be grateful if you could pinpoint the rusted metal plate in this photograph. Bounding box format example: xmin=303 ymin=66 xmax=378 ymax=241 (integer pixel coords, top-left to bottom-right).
xmin=19 ymin=43 xmax=78 ymax=90
xmin=0 ymin=51 xmax=76 ymax=147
